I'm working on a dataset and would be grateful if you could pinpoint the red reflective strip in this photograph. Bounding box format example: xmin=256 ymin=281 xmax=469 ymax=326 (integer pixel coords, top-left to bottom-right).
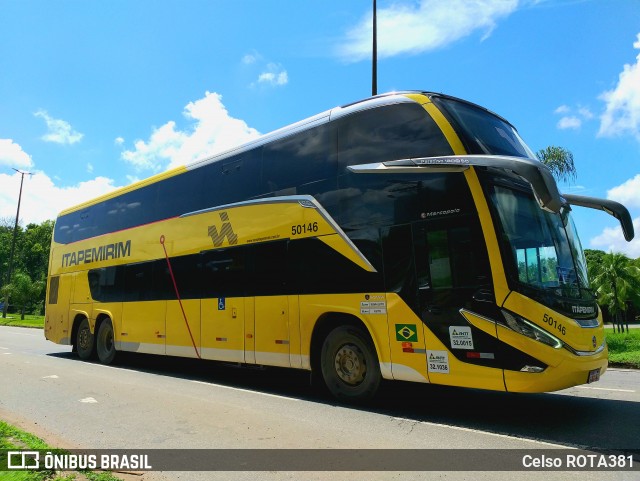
xmin=161 ymin=235 xmax=201 ymax=359
xmin=466 ymin=352 xmax=481 ymax=358
xmin=402 ymin=348 xmax=415 ymax=353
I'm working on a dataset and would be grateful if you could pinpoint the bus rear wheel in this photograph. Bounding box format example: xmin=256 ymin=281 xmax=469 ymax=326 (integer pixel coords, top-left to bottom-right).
xmin=75 ymin=318 xmax=94 ymax=360
xmin=320 ymin=325 xmax=381 ymax=402
xmin=96 ymin=319 xmax=116 ymax=364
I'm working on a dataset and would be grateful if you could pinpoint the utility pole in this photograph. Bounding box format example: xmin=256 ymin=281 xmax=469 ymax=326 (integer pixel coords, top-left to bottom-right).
xmin=372 ymin=0 xmax=378 ymax=96
xmin=2 ymin=168 xmax=31 ymax=318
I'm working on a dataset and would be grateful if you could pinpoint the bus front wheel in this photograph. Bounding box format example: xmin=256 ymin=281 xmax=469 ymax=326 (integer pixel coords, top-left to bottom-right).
xmin=75 ymin=318 xmax=94 ymax=360
xmin=320 ymin=325 xmax=381 ymax=402
xmin=96 ymin=319 xmax=116 ymax=364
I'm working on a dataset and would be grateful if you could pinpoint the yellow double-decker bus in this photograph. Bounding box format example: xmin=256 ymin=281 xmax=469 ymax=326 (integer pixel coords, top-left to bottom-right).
xmin=45 ymin=92 xmax=634 ymax=401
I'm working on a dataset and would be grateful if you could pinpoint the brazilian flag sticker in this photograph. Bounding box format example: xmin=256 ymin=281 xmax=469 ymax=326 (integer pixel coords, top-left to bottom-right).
xmin=396 ymin=324 xmax=418 ymax=342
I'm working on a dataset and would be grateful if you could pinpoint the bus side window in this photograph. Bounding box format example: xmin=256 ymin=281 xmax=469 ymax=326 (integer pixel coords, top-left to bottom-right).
xmin=426 ymin=225 xmax=488 ymax=290
xmin=338 ymin=103 xmax=453 ymax=170
xmin=124 ymin=262 xmax=154 ymax=302
xmin=382 ymin=224 xmax=418 ymax=310
xmin=262 ymin=124 xmax=336 ymax=194
xmin=426 ymin=230 xmax=453 ymax=289
xmin=248 ymin=241 xmax=288 ymax=296
xmin=200 ymin=248 xmax=247 ymax=298
xmin=219 ymin=148 xmax=263 ymax=204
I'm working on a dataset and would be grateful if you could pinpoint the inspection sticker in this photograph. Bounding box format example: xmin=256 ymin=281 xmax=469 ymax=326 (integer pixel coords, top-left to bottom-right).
xmin=361 ymin=301 xmax=386 ymax=315
xmin=449 ymin=326 xmax=474 ymax=349
xmin=427 ymin=350 xmax=450 ymax=374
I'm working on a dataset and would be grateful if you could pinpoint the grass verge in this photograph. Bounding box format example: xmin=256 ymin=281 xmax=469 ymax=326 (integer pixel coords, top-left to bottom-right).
xmin=0 ymin=420 xmax=122 ymax=481
xmin=605 ymin=328 xmax=640 ymax=369
xmin=0 ymin=315 xmax=44 ymax=329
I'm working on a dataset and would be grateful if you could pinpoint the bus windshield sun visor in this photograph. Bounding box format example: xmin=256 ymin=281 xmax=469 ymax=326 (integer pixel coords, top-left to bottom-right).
xmin=348 ymin=155 xmax=563 ymax=213
xmin=562 ymin=194 xmax=635 ymax=242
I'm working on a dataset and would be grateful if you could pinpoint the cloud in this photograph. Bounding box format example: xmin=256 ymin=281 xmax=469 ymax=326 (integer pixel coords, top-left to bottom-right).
xmin=242 ymin=53 xmax=260 ymax=65
xmin=257 ymin=65 xmax=289 ymax=87
xmin=578 ymin=107 xmax=594 ymax=120
xmin=607 ymin=173 xmax=640 ymax=209
xmin=114 ymin=137 xmax=124 ymax=145
xmin=242 ymin=52 xmax=288 ymax=88
xmin=0 ymin=139 xmax=34 ymax=169
xmin=337 ymin=0 xmax=519 ymax=62
xmin=557 ymin=116 xmax=581 ymax=130
xmin=553 ymin=104 xmax=594 ymax=131
xmin=121 ymin=91 xmax=260 ymax=172
xmin=589 ymin=174 xmax=640 ymax=256
xmin=590 ymin=218 xmax=640 ymax=257
xmin=0 ymin=170 xmax=120 ymax=224
xmin=34 ymin=110 xmax=84 ymax=145
xmin=598 ymin=33 xmax=640 ymax=141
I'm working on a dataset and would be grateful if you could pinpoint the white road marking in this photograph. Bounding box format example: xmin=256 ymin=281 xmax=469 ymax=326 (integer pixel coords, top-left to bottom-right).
xmin=2 ymin=352 xmax=11 ymax=355
xmin=576 ymin=386 xmax=636 ymax=393
xmin=0 ymin=347 xmax=9 ymax=349
xmin=191 ymin=380 xmax=299 ymax=401
xmin=80 ymin=397 xmax=98 ymax=403
xmin=391 ymin=416 xmax=566 ymax=447
xmin=42 ymin=375 xmax=59 ymax=379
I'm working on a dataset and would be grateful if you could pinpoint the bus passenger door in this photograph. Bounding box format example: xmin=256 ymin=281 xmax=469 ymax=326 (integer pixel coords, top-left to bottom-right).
xmin=254 ymin=296 xmax=291 ymax=367
xmin=251 ymin=242 xmax=291 ymax=368
xmin=121 ymin=262 xmax=166 ymax=355
xmin=200 ymin=249 xmax=245 ymax=363
xmin=412 ymin=218 xmax=504 ymax=390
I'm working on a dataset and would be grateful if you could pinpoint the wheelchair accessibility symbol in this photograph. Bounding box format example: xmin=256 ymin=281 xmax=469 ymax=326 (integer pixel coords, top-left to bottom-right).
xmin=218 ymin=298 xmax=226 ymax=310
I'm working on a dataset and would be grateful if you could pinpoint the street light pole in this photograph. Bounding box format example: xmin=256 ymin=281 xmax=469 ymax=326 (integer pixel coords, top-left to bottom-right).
xmin=372 ymin=0 xmax=378 ymax=96
xmin=2 ymin=168 xmax=32 ymax=318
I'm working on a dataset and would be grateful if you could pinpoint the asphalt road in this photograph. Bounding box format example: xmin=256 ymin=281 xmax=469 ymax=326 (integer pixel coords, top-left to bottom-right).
xmin=1 ymin=325 xmax=639 ymax=481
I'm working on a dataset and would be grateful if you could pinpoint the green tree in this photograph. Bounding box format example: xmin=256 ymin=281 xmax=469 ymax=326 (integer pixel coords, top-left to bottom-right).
xmin=537 ymin=146 xmax=577 ymax=183
xmin=589 ymin=252 xmax=640 ymax=333
xmin=584 ymin=249 xmax=606 ymax=279
xmin=0 ymin=220 xmax=53 ymax=316
xmin=0 ymin=271 xmax=44 ymax=320
xmin=21 ymin=221 xmax=54 ymax=282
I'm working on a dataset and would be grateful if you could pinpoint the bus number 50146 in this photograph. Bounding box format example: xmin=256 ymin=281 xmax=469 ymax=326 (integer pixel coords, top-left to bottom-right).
xmin=291 ymin=222 xmax=318 ymax=236
xmin=543 ymin=313 xmax=567 ymax=336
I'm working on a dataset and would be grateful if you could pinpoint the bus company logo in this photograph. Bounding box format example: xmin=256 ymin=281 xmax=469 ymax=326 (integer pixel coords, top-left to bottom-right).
xmin=571 ymin=305 xmax=595 ymax=315
xmin=62 ymin=240 xmax=131 ymax=267
xmin=208 ymin=211 xmax=238 ymax=247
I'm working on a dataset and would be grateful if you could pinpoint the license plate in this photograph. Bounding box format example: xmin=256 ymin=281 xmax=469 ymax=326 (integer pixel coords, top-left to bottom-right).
xmin=587 ymin=368 xmax=600 ymax=383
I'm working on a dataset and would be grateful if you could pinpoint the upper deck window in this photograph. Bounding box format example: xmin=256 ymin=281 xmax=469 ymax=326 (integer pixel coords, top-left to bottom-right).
xmin=432 ymin=96 xmax=536 ymax=159
xmin=338 ymin=102 xmax=453 ymax=169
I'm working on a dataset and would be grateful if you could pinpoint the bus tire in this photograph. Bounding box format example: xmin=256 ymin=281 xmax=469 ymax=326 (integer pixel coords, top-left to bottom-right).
xmin=96 ymin=319 xmax=116 ymax=364
xmin=76 ymin=318 xmax=94 ymax=361
xmin=320 ymin=325 xmax=381 ymax=402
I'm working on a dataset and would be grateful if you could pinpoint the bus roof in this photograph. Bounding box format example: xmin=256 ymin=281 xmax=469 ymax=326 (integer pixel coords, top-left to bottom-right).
xmin=57 ymin=91 xmax=512 ymax=217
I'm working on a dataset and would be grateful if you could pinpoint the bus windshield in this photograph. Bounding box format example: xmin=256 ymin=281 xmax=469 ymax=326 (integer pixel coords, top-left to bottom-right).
xmin=432 ymin=95 xmax=537 ymax=159
xmin=487 ymin=182 xmax=593 ymax=304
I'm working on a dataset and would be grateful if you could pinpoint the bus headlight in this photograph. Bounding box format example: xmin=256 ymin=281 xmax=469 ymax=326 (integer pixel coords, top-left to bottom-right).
xmin=501 ymin=310 xmax=563 ymax=349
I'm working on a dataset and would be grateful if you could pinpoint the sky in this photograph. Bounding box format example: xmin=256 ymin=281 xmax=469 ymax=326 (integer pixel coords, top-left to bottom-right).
xmin=1 ymin=0 xmax=640 ymax=257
